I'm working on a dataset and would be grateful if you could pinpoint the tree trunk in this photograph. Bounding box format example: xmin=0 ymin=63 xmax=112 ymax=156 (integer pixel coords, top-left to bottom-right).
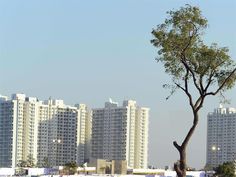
xmin=173 ymin=112 xmax=199 ymax=177
xmin=174 ymin=147 xmax=187 ymax=177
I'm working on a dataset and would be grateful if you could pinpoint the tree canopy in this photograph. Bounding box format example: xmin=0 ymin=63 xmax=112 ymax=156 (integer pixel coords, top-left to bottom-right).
xmin=214 ymin=161 xmax=236 ymax=177
xmin=151 ymin=5 xmax=236 ymax=100
xmin=64 ymin=161 xmax=78 ymax=175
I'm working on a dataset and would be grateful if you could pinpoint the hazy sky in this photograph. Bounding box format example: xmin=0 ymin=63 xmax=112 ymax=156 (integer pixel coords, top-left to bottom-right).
xmin=0 ymin=0 xmax=235 ymax=169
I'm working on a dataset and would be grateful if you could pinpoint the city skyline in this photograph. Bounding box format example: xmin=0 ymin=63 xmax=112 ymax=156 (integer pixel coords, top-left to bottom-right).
xmin=0 ymin=93 xmax=148 ymax=169
xmin=0 ymin=0 xmax=236 ymax=169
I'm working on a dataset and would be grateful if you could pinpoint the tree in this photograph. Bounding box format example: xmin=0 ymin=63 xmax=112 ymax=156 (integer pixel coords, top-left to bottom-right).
xmin=214 ymin=161 xmax=236 ymax=177
xmin=41 ymin=157 xmax=51 ymax=168
xmin=26 ymin=154 xmax=35 ymax=167
xmin=17 ymin=160 xmax=28 ymax=168
xmin=17 ymin=155 xmax=35 ymax=168
xmin=64 ymin=161 xmax=78 ymax=175
xmin=151 ymin=5 xmax=236 ymax=177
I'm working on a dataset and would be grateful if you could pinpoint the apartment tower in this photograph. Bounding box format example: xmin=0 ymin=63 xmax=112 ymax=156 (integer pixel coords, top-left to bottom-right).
xmin=0 ymin=94 xmax=39 ymax=167
xmin=91 ymin=99 xmax=149 ymax=169
xmin=207 ymin=105 xmax=236 ymax=168
xmin=0 ymin=93 xmax=91 ymax=167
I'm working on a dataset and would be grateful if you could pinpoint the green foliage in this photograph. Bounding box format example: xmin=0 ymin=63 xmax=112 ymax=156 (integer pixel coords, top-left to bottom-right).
xmin=17 ymin=160 xmax=28 ymax=167
xmin=41 ymin=157 xmax=51 ymax=168
xmin=17 ymin=155 xmax=35 ymax=168
xmin=64 ymin=161 xmax=78 ymax=175
xmin=214 ymin=161 xmax=236 ymax=177
xmin=27 ymin=154 xmax=35 ymax=167
xmin=151 ymin=4 xmax=236 ymax=96
xmin=204 ymin=163 xmax=214 ymax=171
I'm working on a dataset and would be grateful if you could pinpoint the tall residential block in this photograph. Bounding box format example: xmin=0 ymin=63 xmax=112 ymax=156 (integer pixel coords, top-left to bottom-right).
xmin=91 ymin=99 xmax=149 ymax=169
xmin=37 ymin=99 xmax=79 ymax=167
xmin=0 ymin=94 xmax=39 ymax=168
xmin=206 ymin=105 xmax=236 ymax=168
xmin=75 ymin=104 xmax=92 ymax=164
xmin=0 ymin=93 xmax=91 ymax=168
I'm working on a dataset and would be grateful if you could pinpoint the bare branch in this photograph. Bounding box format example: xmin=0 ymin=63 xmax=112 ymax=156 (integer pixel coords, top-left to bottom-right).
xmin=174 ymin=83 xmax=185 ymax=91
xmin=181 ymin=59 xmax=203 ymax=96
xmin=173 ymin=141 xmax=181 ymax=152
xmin=174 ymin=70 xmax=195 ymax=111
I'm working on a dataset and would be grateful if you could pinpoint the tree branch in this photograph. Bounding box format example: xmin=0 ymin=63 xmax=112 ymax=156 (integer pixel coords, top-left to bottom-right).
xmin=175 ymin=67 xmax=196 ymax=112
xmin=173 ymin=141 xmax=181 ymax=152
xmin=205 ymin=67 xmax=236 ymax=96
xmin=181 ymin=59 xmax=203 ymax=96
xmin=175 ymin=83 xmax=186 ymax=92
xmin=204 ymin=60 xmax=228 ymax=93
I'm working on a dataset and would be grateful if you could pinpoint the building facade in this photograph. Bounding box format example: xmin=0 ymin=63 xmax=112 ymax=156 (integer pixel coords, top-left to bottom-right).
xmin=91 ymin=99 xmax=149 ymax=169
xmin=37 ymin=99 xmax=79 ymax=167
xmin=75 ymin=104 xmax=92 ymax=165
xmin=0 ymin=93 xmax=91 ymax=168
xmin=0 ymin=95 xmax=16 ymax=167
xmin=0 ymin=94 xmax=39 ymax=168
xmin=206 ymin=105 xmax=236 ymax=168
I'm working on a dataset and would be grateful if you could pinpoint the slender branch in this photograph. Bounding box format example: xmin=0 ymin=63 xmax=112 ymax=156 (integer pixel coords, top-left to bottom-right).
xmin=204 ymin=60 xmax=228 ymax=93
xmin=199 ymin=75 xmax=204 ymax=93
xmin=173 ymin=141 xmax=181 ymax=152
xmin=185 ymin=69 xmax=189 ymax=93
xmin=206 ymin=68 xmax=236 ymax=96
xmin=174 ymin=69 xmax=195 ymax=111
xmin=177 ymin=21 xmax=204 ymax=98
xmin=175 ymin=83 xmax=186 ymax=92
xmin=181 ymin=59 xmax=203 ymax=96
xmin=204 ymin=72 xmax=214 ymax=94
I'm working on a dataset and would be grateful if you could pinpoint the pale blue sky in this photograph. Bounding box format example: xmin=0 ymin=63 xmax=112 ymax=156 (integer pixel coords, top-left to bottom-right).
xmin=0 ymin=0 xmax=235 ymax=169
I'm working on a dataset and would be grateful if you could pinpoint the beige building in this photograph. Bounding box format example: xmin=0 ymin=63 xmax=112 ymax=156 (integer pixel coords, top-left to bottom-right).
xmin=0 ymin=93 xmax=91 ymax=167
xmin=37 ymin=99 xmax=79 ymax=166
xmin=37 ymin=100 xmax=92 ymax=167
xmin=75 ymin=104 xmax=92 ymax=164
xmin=89 ymin=159 xmax=127 ymax=174
xmin=0 ymin=94 xmax=40 ymax=167
xmin=91 ymin=99 xmax=149 ymax=169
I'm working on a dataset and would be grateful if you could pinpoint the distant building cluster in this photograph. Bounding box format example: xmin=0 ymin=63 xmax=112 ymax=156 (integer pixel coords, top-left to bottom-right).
xmin=0 ymin=93 xmax=149 ymax=169
xmin=207 ymin=105 xmax=236 ymax=168
xmin=2 ymin=93 xmax=236 ymax=170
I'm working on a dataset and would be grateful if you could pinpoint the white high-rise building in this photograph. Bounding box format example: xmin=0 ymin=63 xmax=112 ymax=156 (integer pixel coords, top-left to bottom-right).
xmin=0 ymin=94 xmax=39 ymax=168
xmin=37 ymin=99 xmax=79 ymax=167
xmin=91 ymin=99 xmax=149 ymax=169
xmin=37 ymin=101 xmax=92 ymax=166
xmin=206 ymin=105 xmax=236 ymax=167
xmin=0 ymin=93 xmax=91 ymax=167
xmin=75 ymin=104 xmax=92 ymax=164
